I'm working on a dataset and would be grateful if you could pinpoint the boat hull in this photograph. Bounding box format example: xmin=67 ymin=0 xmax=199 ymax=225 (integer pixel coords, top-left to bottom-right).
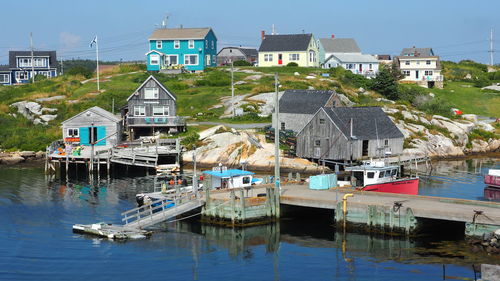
xmin=485 ymin=175 xmax=500 ymax=188
xmin=484 ymin=187 xmax=500 ymax=200
xmin=362 ymin=178 xmax=419 ymax=195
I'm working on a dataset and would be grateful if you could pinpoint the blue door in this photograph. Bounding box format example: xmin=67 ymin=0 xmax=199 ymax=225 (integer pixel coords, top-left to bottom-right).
xmin=79 ymin=127 xmax=89 ymax=146
xmin=95 ymin=126 xmax=106 ymax=146
xmin=79 ymin=126 xmax=106 ymax=146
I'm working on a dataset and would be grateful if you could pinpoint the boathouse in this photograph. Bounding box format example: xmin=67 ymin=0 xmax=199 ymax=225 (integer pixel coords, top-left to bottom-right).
xmin=272 ymin=89 xmax=344 ymax=133
xmin=61 ymin=106 xmax=122 ymax=151
xmin=296 ymin=107 xmax=404 ymax=161
xmin=124 ymin=75 xmax=186 ymax=140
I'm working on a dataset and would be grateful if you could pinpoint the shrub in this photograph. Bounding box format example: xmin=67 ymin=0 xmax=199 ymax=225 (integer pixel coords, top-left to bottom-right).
xmin=67 ymin=66 xmax=93 ymax=79
xmin=286 ymin=62 xmax=298 ymax=67
xmin=370 ymin=65 xmax=399 ymax=100
xmin=473 ymin=75 xmax=491 ymax=88
xmin=233 ymin=60 xmax=252 ymax=66
xmin=181 ymin=131 xmax=200 ymax=150
xmin=416 ymin=97 xmax=452 ymax=117
xmin=469 ymin=129 xmax=498 ymax=141
xmin=194 ymin=71 xmax=231 ymax=87
xmin=34 ymin=74 xmax=47 ymax=82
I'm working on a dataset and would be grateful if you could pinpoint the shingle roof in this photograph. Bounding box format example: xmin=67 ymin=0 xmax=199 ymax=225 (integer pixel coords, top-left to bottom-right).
xmin=9 ymin=51 xmax=57 ymax=68
xmin=259 ymin=34 xmax=312 ymax=52
xmin=279 ymin=90 xmax=335 ymax=114
xmin=319 ymin=38 xmax=361 ymax=53
xmin=239 ymin=48 xmax=258 ymax=58
xmin=326 ymin=53 xmax=378 ymax=63
xmin=323 ymin=107 xmax=403 ymax=140
xmin=400 ymin=47 xmax=434 ymax=57
xmin=61 ymin=106 xmax=121 ymax=125
xmin=149 ymin=28 xmax=213 ymax=40
xmin=0 ymin=65 xmax=9 ymax=71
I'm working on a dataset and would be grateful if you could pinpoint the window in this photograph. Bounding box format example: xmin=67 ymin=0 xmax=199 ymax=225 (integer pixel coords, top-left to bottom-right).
xmin=0 ymin=74 xmax=9 ymax=83
xmin=309 ymin=51 xmax=316 ymax=62
xmin=153 ymin=106 xmax=169 ymax=116
xmin=384 ymin=139 xmax=389 ymax=146
xmin=314 ymin=140 xmax=321 ymax=146
xmin=416 ymin=61 xmax=420 ymax=65
xmin=34 ymin=58 xmax=46 ymax=67
xmin=211 ymin=40 xmax=214 ymax=49
xmin=174 ymin=40 xmax=180 ymax=49
xmin=184 ymin=54 xmax=198 ymax=65
xmin=289 ymin=54 xmax=300 ymax=61
xmin=150 ymin=54 xmax=159 ymax=65
xmin=144 ymin=87 xmax=159 ymax=99
xmin=369 ymin=63 xmax=373 ymax=70
xmin=402 ymin=70 xmax=410 ymax=76
xmin=319 ymin=118 xmax=325 ymax=124
xmin=188 ymin=40 xmax=194 ymax=49
xmin=67 ymin=128 xmax=79 ymax=137
xmin=134 ymin=106 xmax=145 ymax=116
xmin=280 ymin=122 xmax=285 ymax=130
xmin=367 ymin=172 xmax=375 ymax=179
xmin=264 ymin=54 xmax=273 ymax=62
xmin=405 ymin=61 xmax=410 ymax=66
xmin=16 ymin=71 xmax=28 ymax=80
xmin=242 ymin=177 xmax=251 ymax=184
xmin=391 ymin=169 xmax=397 ymax=176
xmin=379 ymin=171 xmax=386 ymax=178
xmin=167 ymin=55 xmax=178 ymax=65
xmin=156 ymin=41 xmax=162 ymax=49
xmin=426 ymin=60 xmax=431 ymax=65
xmin=425 ymin=70 xmax=433 ymax=76
xmin=19 ymin=58 xmax=31 ymax=67
xmin=205 ymin=40 xmax=208 ymax=49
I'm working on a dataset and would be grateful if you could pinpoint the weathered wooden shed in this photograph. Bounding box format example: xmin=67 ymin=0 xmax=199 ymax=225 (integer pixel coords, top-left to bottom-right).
xmin=272 ymin=89 xmax=344 ymax=133
xmin=61 ymin=106 xmax=122 ymax=149
xmin=296 ymin=107 xmax=404 ymax=161
xmin=125 ymin=75 xmax=185 ymax=139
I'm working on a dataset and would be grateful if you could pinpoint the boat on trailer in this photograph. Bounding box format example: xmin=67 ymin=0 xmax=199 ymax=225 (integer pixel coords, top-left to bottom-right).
xmin=344 ymin=160 xmax=419 ymax=195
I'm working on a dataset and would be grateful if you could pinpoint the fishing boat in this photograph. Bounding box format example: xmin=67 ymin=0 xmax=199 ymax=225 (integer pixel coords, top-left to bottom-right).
xmin=202 ymin=166 xmax=263 ymax=189
xmin=484 ymin=169 xmax=500 ymax=200
xmin=344 ymin=160 xmax=419 ymax=195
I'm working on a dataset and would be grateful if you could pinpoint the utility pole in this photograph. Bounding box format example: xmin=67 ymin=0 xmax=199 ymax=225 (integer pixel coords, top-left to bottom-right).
xmin=274 ymin=73 xmax=280 ymax=191
xmin=30 ymin=32 xmax=35 ymax=83
xmin=489 ymin=28 xmax=495 ymax=66
xmin=60 ymin=57 xmax=64 ymax=75
xmin=90 ymin=35 xmax=100 ymax=91
xmin=231 ymin=61 xmax=235 ymax=117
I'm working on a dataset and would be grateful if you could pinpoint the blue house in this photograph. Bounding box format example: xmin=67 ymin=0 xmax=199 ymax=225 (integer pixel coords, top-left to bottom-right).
xmin=146 ymin=27 xmax=217 ymax=72
xmin=0 ymin=51 xmax=58 ymax=85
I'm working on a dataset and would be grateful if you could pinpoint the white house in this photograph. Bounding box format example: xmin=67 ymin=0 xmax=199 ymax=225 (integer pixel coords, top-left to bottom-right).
xmin=319 ymin=38 xmax=379 ymax=78
xmin=396 ymin=47 xmax=443 ymax=89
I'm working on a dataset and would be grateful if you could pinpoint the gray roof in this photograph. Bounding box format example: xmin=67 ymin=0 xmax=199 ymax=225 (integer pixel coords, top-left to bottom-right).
xmin=9 ymin=51 xmax=57 ymax=68
xmin=323 ymin=107 xmax=403 ymax=140
xmin=149 ymin=28 xmax=213 ymax=40
xmin=0 ymin=65 xmax=9 ymax=71
xmin=279 ymin=90 xmax=335 ymax=114
xmin=239 ymin=48 xmax=258 ymax=58
xmin=400 ymin=47 xmax=434 ymax=57
xmin=326 ymin=53 xmax=378 ymax=63
xmin=259 ymin=34 xmax=313 ymax=52
xmin=61 ymin=106 xmax=121 ymax=125
xmin=319 ymin=38 xmax=361 ymax=53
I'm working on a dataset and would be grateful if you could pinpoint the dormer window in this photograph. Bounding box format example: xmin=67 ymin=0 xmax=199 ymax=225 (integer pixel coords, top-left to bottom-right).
xmin=156 ymin=41 xmax=162 ymax=49
xmin=188 ymin=40 xmax=194 ymax=49
xmin=174 ymin=40 xmax=180 ymax=49
xmin=144 ymin=87 xmax=159 ymax=99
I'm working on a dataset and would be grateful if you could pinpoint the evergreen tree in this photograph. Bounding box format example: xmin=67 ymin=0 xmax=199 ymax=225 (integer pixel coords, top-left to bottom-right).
xmin=370 ymin=65 xmax=399 ymax=100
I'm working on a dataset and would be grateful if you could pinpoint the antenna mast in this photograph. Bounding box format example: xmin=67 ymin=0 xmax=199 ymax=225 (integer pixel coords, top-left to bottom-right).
xmin=161 ymin=14 xmax=170 ymax=29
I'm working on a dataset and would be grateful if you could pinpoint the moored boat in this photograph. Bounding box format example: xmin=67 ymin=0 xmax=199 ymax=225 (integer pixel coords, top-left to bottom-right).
xmin=344 ymin=161 xmax=419 ymax=195
xmin=484 ymin=169 xmax=500 ymax=188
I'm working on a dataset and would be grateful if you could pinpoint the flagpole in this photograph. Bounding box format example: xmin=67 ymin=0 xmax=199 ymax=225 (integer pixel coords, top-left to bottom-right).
xmin=96 ymin=35 xmax=100 ymax=91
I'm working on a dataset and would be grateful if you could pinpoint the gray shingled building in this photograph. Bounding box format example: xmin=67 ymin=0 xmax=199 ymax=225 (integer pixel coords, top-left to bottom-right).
xmin=296 ymin=107 xmax=404 ymax=161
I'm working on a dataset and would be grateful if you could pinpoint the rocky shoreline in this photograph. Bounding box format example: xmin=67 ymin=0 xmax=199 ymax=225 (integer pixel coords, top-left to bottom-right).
xmin=0 ymin=151 xmax=45 ymax=165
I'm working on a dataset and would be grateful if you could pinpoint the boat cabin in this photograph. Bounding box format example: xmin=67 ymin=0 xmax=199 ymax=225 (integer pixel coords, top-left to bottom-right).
xmin=203 ymin=167 xmax=254 ymax=189
xmin=344 ymin=161 xmax=399 ymax=187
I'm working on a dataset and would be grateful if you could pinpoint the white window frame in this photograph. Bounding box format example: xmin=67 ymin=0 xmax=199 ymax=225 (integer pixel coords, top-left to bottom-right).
xmin=34 ymin=58 xmax=46 ymax=67
xmin=144 ymin=87 xmax=159 ymax=99
xmin=425 ymin=70 xmax=433 ymax=76
xmin=289 ymin=54 xmax=299 ymax=61
xmin=264 ymin=54 xmax=273 ymax=62
xmin=152 ymin=106 xmax=169 ymax=116
xmin=167 ymin=55 xmax=178 ymax=65
xmin=402 ymin=70 xmax=410 ymax=76
xmin=134 ymin=106 xmax=146 ymax=116
xmin=150 ymin=54 xmax=159 ymax=65
xmin=369 ymin=64 xmax=373 ymax=70
xmin=0 ymin=74 xmax=10 ymax=83
xmin=156 ymin=40 xmax=162 ymax=49
xmin=174 ymin=40 xmax=180 ymax=49
xmin=19 ymin=58 xmax=31 ymax=67
xmin=67 ymin=128 xmax=79 ymax=137
xmin=184 ymin=54 xmax=199 ymax=65
xmin=426 ymin=60 xmax=431 ymax=65
xmin=405 ymin=60 xmax=410 ymax=66
xmin=16 ymin=71 xmax=28 ymax=80
xmin=188 ymin=40 xmax=194 ymax=49
xmin=38 ymin=71 xmax=51 ymax=78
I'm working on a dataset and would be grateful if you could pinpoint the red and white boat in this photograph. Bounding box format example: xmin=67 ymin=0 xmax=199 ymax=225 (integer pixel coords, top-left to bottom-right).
xmin=344 ymin=161 xmax=419 ymax=195
xmin=484 ymin=169 xmax=500 ymax=200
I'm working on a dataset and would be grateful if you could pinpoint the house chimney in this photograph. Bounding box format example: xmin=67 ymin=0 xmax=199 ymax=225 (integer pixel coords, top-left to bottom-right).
xmin=331 ymin=34 xmax=335 ymax=39
xmin=261 ymin=30 xmax=265 ymax=41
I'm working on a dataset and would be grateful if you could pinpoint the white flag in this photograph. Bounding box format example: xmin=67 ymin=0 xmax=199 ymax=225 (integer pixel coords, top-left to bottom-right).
xmin=89 ymin=36 xmax=97 ymax=48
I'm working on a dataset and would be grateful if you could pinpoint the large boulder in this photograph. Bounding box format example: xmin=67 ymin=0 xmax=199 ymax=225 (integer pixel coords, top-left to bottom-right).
xmin=410 ymin=133 xmax=464 ymax=157
xmin=40 ymin=115 xmax=57 ymax=123
xmin=0 ymin=156 xmax=25 ymax=165
xmin=19 ymin=151 xmax=36 ymax=158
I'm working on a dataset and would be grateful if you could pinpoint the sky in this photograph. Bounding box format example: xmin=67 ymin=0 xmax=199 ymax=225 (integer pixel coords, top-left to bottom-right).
xmin=0 ymin=0 xmax=499 ymax=65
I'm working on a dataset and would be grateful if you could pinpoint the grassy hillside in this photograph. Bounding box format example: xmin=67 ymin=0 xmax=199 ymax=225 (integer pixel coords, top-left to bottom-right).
xmin=0 ymin=61 xmax=498 ymax=152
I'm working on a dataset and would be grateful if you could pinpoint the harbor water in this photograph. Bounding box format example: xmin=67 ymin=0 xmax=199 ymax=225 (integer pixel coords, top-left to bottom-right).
xmin=0 ymin=156 xmax=499 ymax=280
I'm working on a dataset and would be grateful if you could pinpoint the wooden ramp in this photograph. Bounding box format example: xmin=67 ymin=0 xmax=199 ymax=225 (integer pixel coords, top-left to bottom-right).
xmin=122 ymin=195 xmax=204 ymax=229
